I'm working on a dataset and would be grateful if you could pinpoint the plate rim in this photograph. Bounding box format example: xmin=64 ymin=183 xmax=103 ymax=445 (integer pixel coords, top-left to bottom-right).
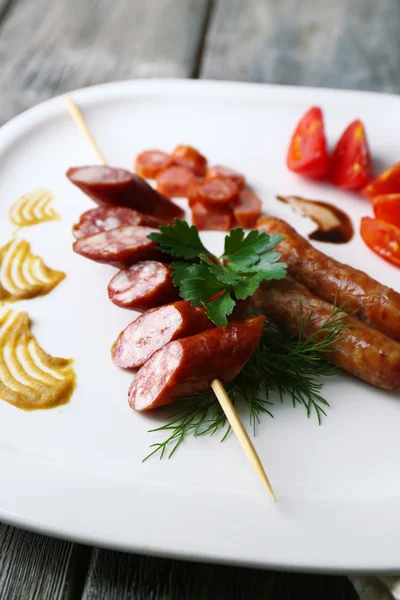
xmin=1 ymin=78 xmax=400 ymax=574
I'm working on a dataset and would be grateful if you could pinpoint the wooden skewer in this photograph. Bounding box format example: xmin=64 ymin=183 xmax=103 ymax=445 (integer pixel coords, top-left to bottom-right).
xmin=65 ymin=96 xmax=277 ymax=501
xmin=211 ymin=380 xmax=276 ymax=501
xmin=65 ymin=97 xmax=107 ymax=165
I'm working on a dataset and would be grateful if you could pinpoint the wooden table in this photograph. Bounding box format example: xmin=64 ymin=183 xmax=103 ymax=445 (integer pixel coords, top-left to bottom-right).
xmin=0 ymin=0 xmax=397 ymax=597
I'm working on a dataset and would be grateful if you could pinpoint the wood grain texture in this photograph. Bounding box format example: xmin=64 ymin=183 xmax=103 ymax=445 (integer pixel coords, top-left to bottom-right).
xmin=82 ymin=550 xmax=358 ymax=600
xmin=0 ymin=0 xmax=210 ymax=123
xmin=0 ymin=0 xmax=12 ymax=19
xmin=201 ymin=0 xmax=400 ymax=92
xmin=0 ymin=523 xmax=73 ymax=599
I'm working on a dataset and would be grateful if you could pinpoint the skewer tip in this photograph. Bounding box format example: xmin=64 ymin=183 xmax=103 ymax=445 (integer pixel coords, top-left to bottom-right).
xmin=211 ymin=378 xmax=276 ymax=502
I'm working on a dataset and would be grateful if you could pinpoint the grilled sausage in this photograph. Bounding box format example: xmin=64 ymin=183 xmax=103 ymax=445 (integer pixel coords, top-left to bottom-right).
xmin=128 ymin=316 xmax=265 ymax=411
xmin=73 ymin=226 xmax=163 ymax=268
xmin=156 ymin=166 xmax=199 ymax=198
xmin=169 ymin=145 xmax=207 ymax=176
xmin=72 ymin=206 xmax=165 ymax=240
xmin=112 ymin=300 xmax=214 ymax=369
xmin=67 ymin=165 xmax=184 ymax=222
xmin=251 ymin=276 xmax=400 ymax=390
xmin=233 ymin=191 xmax=262 ymax=229
xmin=108 ymin=261 xmax=179 ymax=311
xmin=135 ymin=150 xmax=170 ymax=179
xmin=206 ymin=165 xmax=246 ymax=189
xmin=257 ymin=216 xmax=400 ymax=341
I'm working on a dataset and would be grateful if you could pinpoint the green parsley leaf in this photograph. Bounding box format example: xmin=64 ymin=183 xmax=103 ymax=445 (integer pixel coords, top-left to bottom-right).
xmin=204 ymin=290 xmax=235 ymax=326
xmin=223 ymin=228 xmax=245 ymax=255
xmin=233 ymin=273 xmax=262 ymax=300
xmin=222 ymin=229 xmax=277 ymax=266
xmin=148 ymin=220 xmax=288 ymax=327
xmin=148 ymin=220 xmax=210 ymax=259
xmin=171 ymin=262 xmax=224 ymax=305
xmin=200 ymin=254 xmax=241 ymax=286
xmin=228 ymin=250 xmax=287 ymax=278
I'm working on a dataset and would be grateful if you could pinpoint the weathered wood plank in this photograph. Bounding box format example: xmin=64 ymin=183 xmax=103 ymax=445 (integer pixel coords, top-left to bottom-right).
xmin=201 ymin=0 xmax=400 ymax=92
xmin=82 ymin=549 xmax=358 ymax=600
xmin=0 ymin=0 xmax=12 ymax=19
xmin=0 ymin=0 xmax=210 ymax=123
xmin=0 ymin=523 xmax=75 ymax=599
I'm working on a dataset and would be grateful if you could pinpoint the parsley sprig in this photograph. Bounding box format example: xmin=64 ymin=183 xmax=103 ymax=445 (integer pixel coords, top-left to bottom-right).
xmin=149 ymin=220 xmax=287 ymax=326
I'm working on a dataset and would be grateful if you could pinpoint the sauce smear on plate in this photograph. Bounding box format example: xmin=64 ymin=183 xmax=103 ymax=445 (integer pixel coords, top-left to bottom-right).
xmin=277 ymin=195 xmax=353 ymax=243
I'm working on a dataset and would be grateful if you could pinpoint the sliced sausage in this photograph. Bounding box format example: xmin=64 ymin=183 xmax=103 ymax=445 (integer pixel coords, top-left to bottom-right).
xmin=135 ymin=150 xmax=170 ymax=179
xmin=191 ymin=202 xmax=232 ymax=231
xmin=72 ymin=206 xmax=164 ymax=240
xmin=233 ymin=190 xmax=262 ymax=229
xmin=156 ymin=166 xmax=199 ymax=198
xmin=108 ymin=261 xmax=179 ymax=311
xmin=206 ymin=165 xmax=246 ymax=189
xmin=169 ymin=145 xmax=207 ymax=176
xmin=251 ymin=276 xmax=400 ymax=390
xmin=257 ymin=216 xmax=400 ymax=342
xmin=128 ymin=316 xmax=265 ymax=411
xmin=73 ymin=226 xmax=163 ymax=268
xmin=188 ymin=179 xmax=239 ymax=207
xmin=112 ymin=300 xmax=214 ymax=369
xmin=66 ymin=165 xmax=184 ymax=222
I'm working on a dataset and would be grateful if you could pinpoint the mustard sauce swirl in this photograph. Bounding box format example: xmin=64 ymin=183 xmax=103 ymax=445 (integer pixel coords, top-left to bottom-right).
xmin=0 ymin=239 xmax=65 ymax=302
xmin=9 ymin=189 xmax=59 ymax=227
xmin=0 ymin=310 xmax=76 ymax=410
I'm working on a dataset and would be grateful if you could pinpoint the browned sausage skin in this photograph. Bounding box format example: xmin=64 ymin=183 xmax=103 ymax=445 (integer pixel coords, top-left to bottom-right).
xmin=72 ymin=206 xmax=166 ymax=240
xmin=256 ymin=216 xmax=400 ymax=342
xmin=73 ymin=226 xmax=163 ymax=268
xmin=67 ymin=165 xmax=185 ymax=222
xmin=108 ymin=261 xmax=179 ymax=312
xmin=128 ymin=316 xmax=265 ymax=411
xmin=112 ymin=300 xmax=215 ymax=369
xmin=251 ymin=276 xmax=400 ymax=390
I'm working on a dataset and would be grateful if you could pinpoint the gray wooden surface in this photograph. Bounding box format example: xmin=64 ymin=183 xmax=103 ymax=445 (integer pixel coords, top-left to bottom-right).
xmin=0 ymin=0 xmax=211 ymax=123
xmin=201 ymin=0 xmax=400 ymax=93
xmin=1 ymin=0 xmax=397 ymax=597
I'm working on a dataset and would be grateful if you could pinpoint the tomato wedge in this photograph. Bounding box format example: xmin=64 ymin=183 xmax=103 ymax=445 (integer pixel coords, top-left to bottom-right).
xmin=286 ymin=106 xmax=329 ymax=179
xmin=330 ymin=120 xmax=371 ymax=189
xmin=372 ymin=195 xmax=400 ymax=228
xmin=362 ymin=162 xmax=400 ymax=199
xmin=360 ymin=217 xmax=400 ymax=267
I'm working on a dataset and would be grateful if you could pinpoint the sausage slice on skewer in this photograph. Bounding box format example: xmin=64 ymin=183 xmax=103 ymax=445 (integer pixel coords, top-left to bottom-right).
xmin=112 ymin=300 xmax=215 ymax=369
xmin=67 ymin=165 xmax=184 ymax=222
xmin=129 ymin=316 xmax=265 ymax=411
xmin=72 ymin=206 xmax=165 ymax=239
xmin=108 ymin=261 xmax=179 ymax=312
xmin=73 ymin=226 xmax=163 ymax=268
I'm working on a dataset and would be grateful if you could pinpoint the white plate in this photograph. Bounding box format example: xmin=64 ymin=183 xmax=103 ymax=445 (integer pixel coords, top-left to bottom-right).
xmin=0 ymin=79 xmax=399 ymax=573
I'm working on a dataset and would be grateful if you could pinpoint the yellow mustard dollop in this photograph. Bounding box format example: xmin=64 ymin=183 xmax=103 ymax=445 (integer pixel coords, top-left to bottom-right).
xmin=0 ymin=310 xmax=76 ymax=410
xmin=0 ymin=239 xmax=65 ymax=302
xmin=9 ymin=189 xmax=59 ymax=227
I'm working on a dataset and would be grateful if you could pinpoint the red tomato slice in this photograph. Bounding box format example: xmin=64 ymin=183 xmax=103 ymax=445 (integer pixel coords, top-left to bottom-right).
xmin=360 ymin=217 xmax=400 ymax=267
xmin=362 ymin=162 xmax=400 ymax=199
xmin=286 ymin=106 xmax=329 ymax=179
xmin=372 ymin=194 xmax=400 ymax=228
xmin=330 ymin=120 xmax=371 ymax=189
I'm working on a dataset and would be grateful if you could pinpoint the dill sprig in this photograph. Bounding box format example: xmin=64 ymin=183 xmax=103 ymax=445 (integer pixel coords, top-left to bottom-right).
xmin=144 ymin=303 xmax=348 ymax=461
